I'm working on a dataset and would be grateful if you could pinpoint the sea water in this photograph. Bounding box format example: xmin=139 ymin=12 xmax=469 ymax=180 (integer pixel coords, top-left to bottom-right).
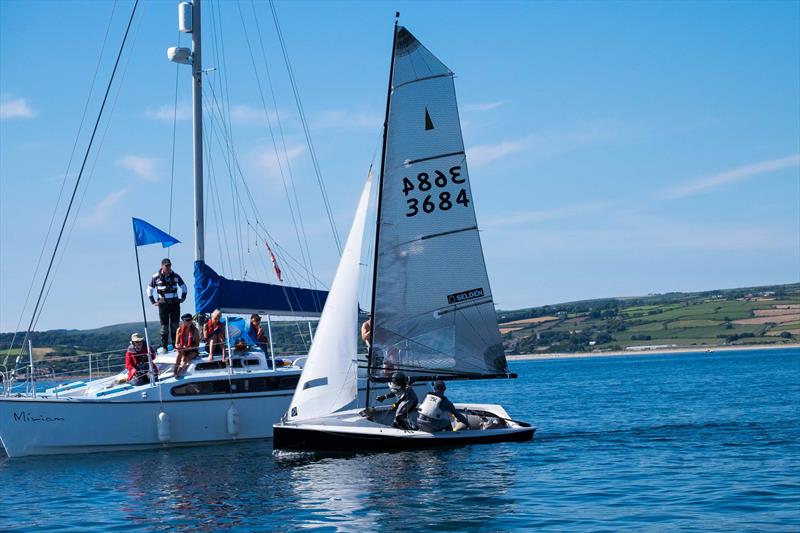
xmin=1 ymin=348 xmax=798 ymax=531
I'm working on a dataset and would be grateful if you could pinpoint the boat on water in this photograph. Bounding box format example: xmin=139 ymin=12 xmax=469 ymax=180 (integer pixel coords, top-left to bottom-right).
xmin=0 ymin=1 xmax=413 ymax=458
xmin=274 ymin=21 xmax=534 ymax=452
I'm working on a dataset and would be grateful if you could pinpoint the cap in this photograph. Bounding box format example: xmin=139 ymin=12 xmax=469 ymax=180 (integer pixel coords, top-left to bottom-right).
xmin=161 ymin=258 xmax=171 ymax=265
xmin=181 ymin=313 xmax=193 ymax=321
xmin=131 ymin=332 xmax=144 ymax=342
xmin=433 ymin=380 xmax=446 ymax=391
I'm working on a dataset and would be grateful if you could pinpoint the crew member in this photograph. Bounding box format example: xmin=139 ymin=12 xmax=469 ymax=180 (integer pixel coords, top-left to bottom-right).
xmin=417 ymin=380 xmax=470 ymax=432
xmin=125 ymin=332 xmax=157 ymax=386
xmin=174 ymin=313 xmax=199 ymax=378
xmin=361 ymin=318 xmax=371 ymax=349
xmin=204 ymin=309 xmax=227 ymax=363
xmin=248 ymin=314 xmax=269 ymax=352
xmin=375 ymin=371 xmax=419 ymax=430
xmin=147 ymin=258 xmax=188 ymax=351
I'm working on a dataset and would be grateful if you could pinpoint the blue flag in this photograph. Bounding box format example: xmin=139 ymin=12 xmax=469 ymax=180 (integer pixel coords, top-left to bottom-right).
xmin=132 ymin=218 xmax=180 ymax=248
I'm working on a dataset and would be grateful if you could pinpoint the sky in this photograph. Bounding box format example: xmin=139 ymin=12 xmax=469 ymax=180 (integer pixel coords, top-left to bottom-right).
xmin=1 ymin=0 xmax=798 ymax=332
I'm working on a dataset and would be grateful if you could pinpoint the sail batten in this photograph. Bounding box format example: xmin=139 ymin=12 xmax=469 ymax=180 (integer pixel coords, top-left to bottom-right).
xmin=369 ymin=28 xmax=509 ymax=383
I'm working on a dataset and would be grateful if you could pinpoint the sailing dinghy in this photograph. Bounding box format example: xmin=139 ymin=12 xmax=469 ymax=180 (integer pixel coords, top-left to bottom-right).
xmin=273 ymin=23 xmax=534 ymax=451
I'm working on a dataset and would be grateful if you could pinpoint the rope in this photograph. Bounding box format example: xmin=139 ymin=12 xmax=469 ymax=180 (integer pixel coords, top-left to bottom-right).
xmin=268 ymin=0 xmax=342 ymax=255
xmin=5 ymin=1 xmax=119 ymax=362
xmin=17 ymin=0 xmax=140 ymax=360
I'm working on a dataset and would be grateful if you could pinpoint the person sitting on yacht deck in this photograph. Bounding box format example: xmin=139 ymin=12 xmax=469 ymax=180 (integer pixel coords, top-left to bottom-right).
xmin=204 ymin=309 xmax=227 ymax=363
xmin=417 ymin=380 xmax=470 ymax=433
xmin=375 ymin=371 xmax=418 ymax=430
xmin=248 ymin=314 xmax=269 ymax=352
xmin=125 ymin=332 xmax=157 ymax=386
xmin=174 ymin=313 xmax=199 ymax=378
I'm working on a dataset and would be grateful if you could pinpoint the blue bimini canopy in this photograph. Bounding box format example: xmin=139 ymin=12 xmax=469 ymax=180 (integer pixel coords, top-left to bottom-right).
xmin=194 ymin=260 xmax=327 ymax=317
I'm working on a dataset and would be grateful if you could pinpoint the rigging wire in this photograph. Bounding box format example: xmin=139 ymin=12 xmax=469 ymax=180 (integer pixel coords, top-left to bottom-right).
xmin=167 ymin=31 xmax=182 ymax=247
xmin=268 ymin=0 xmax=342 ymax=255
xmin=17 ymin=0 xmax=140 ymax=356
xmin=249 ymin=0 xmax=316 ymax=287
xmin=5 ymin=0 xmax=119 ymax=358
xmin=234 ymin=0 xmax=313 ymax=287
xmin=30 ymin=2 xmax=147 ymax=337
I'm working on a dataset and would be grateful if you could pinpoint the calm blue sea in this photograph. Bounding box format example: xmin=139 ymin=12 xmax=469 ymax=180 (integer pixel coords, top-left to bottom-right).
xmin=1 ymin=348 xmax=798 ymax=531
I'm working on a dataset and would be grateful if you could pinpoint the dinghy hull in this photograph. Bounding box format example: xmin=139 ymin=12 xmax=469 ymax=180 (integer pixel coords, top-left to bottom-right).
xmin=273 ymin=404 xmax=534 ymax=452
xmin=274 ymin=424 xmax=534 ymax=452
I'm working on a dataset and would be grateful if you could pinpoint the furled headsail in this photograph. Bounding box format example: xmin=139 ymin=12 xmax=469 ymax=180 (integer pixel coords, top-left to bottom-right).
xmin=194 ymin=261 xmax=327 ymax=317
xmin=370 ymin=27 xmax=511 ymax=382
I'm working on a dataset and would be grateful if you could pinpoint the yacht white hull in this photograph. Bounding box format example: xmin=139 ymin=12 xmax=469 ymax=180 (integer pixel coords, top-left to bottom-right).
xmin=0 ymin=391 xmax=292 ymax=458
xmin=274 ymin=403 xmax=534 ymax=452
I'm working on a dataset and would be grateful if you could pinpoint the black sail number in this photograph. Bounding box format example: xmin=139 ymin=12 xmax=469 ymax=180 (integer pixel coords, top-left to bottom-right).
xmin=406 ymin=198 xmax=419 ymax=217
xmin=403 ymin=165 xmax=469 ymax=217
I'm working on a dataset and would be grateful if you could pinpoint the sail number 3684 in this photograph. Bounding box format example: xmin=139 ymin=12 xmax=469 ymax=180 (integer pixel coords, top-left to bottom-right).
xmin=403 ymin=166 xmax=470 ymax=217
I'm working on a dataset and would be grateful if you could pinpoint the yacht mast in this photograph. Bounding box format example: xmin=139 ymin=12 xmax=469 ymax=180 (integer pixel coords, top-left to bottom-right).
xmin=191 ymin=0 xmax=204 ymax=262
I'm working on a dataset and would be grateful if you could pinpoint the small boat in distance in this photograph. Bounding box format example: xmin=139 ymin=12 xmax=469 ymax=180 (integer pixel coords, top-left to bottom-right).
xmin=274 ymin=21 xmax=534 ymax=451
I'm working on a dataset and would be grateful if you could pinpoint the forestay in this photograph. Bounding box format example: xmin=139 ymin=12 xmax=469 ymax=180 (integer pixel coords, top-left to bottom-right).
xmin=370 ymin=27 xmax=510 ymax=382
xmin=286 ymin=175 xmax=373 ymax=421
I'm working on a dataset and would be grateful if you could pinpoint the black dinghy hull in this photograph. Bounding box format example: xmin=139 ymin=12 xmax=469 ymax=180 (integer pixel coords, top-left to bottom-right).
xmin=273 ymin=424 xmax=535 ymax=452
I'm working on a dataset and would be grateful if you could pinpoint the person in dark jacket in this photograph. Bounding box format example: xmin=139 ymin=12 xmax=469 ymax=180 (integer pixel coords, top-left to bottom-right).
xmin=248 ymin=314 xmax=269 ymax=352
xmin=416 ymin=380 xmax=470 ymax=432
xmin=125 ymin=332 xmax=157 ymax=386
xmin=375 ymin=372 xmax=418 ymax=430
xmin=147 ymin=258 xmax=188 ymax=351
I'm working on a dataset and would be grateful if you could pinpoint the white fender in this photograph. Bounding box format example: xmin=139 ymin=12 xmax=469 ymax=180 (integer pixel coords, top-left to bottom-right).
xmin=226 ymin=404 xmax=240 ymax=437
xmin=157 ymin=411 xmax=171 ymax=443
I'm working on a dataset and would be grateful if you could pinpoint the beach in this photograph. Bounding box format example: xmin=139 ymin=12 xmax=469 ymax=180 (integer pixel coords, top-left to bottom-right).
xmin=508 ymin=343 xmax=800 ymax=361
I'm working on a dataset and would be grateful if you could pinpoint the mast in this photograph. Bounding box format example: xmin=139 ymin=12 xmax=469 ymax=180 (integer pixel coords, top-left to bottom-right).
xmin=191 ymin=0 xmax=204 ymax=262
xmin=365 ymin=14 xmax=400 ymax=409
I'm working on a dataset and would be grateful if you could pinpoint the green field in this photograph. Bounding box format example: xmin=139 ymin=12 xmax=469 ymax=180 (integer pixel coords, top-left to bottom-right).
xmin=498 ymin=283 xmax=799 ymax=354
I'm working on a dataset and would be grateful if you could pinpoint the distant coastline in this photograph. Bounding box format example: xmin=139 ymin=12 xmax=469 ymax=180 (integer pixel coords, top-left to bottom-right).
xmin=508 ymin=343 xmax=800 ymax=361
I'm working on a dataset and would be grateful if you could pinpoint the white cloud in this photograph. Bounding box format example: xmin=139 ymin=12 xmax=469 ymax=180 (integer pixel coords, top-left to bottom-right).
xmin=79 ymin=187 xmax=130 ymax=227
xmin=119 ymin=155 xmax=159 ymax=181
xmin=664 ymin=154 xmax=800 ymax=199
xmin=251 ymin=144 xmax=305 ymax=184
xmin=483 ymin=203 xmax=609 ymax=228
xmin=230 ymin=104 xmax=281 ymax=125
xmin=467 ymin=138 xmax=527 ymax=167
xmin=312 ymin=109 xmax=382 ymax=131
xmin=145 ymin=103 xmax=191 ymax=121
xmin=0 ymin=96 xmax=35 ymax=119
xmin=463 ymin=101 xmax=506 ymax=112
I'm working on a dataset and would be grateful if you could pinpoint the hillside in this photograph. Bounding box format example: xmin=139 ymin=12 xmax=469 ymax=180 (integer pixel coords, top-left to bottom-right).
xmin=1 ymin=283 xmax=797 ymax=376
xmin=498 ymin=283 xmax=799 ymax=354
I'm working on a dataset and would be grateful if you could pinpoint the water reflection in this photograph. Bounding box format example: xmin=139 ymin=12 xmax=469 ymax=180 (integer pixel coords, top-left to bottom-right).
xmin=276 ymin=445 xmax=519 ymax=530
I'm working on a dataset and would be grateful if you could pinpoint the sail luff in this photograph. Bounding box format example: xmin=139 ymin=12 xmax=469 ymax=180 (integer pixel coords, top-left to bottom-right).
xmin=365 ymin=19 xmax=401 ymax=408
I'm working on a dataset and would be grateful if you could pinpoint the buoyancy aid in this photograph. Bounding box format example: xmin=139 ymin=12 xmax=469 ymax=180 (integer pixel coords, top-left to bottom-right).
xmin=418 ymin=393 xmax=446 ymax=420
xmin=206 ymin=320 xmax=224 ymax=340
xmin=177 ymin=324 xmax=198 ymax=348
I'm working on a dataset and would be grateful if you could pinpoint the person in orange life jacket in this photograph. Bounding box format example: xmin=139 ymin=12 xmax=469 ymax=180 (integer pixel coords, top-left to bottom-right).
xmin=248 ymin=314 xmax=269 ymax=352
xmin=147 ymin=258 xmax=188 ymax=351
xmin=375 ymin=371 xmax=419 ymax=430
xmin=417 ymin=380 xmax=470 ymax=432
xmin=204 ymin=309 xmax=226 ymax=363
xmin=174 ymin=314 xmax=199 ymax=378
xmin=125 ymin=332 xmax=158 ymax=386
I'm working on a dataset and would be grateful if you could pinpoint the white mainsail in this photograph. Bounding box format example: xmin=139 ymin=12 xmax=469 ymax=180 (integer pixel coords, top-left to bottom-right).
xmin=370 ymin=27 xmax=508 ymax=381
xmin=286 ymin=174 xmax=373 ymax=421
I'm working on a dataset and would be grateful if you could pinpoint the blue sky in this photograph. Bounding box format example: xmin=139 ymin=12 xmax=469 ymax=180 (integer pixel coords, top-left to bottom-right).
xmin=1 ymin=0 xmax=798 ymax=331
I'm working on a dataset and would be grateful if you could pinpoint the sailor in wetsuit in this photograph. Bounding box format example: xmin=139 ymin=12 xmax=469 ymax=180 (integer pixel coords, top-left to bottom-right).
xmin=375 ymin=372 xmax=418 ymax=430
xmin=417 ymin=380 xmax=470 ymax=432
